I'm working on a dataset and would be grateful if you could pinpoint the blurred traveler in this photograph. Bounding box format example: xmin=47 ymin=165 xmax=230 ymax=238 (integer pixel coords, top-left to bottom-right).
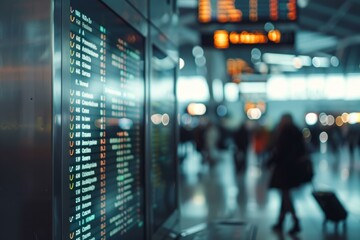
xmin=233 ymin=122 xmax=250 ymax=172
xmin=194 ymin=120 xmax=207 ymax=155
xmin=204 ymin=122 xmax=220 ymax=166
xmin=267 ymin=113 xmax=308 ymax=235
xmin=253 ymin=125 xmax=270 ymax=167
xmin=347 ymin=125 xmax=359 ymax=162
xmin=194 ymin=119 xmax=220 ymax=166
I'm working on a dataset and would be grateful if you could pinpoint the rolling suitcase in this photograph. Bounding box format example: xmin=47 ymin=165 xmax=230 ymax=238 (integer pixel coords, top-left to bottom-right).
xmin=312 ymin=191 xmax=347 ymax=230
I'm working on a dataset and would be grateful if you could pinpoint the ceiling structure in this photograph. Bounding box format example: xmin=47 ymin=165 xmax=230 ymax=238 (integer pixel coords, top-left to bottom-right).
xmin=177 ymin=0 xmax=360 ymax=74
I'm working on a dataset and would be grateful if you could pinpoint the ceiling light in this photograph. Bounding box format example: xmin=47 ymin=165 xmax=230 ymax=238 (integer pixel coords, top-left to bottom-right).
xmin=330 ymin=56 xmax=339 ymax=67
xmin=312 ymin=57 xmax=330 ymax=68
xmin=179 ymin=58 xmax=185 ymax=70
xmin=298 ymin=0 xmax=309 ymax=8
xmin=305 ymin=113 xmax=317 ymax=125
xmin=293 ymin=57 xmax=303 ymax=69
xmin=192 ymin=46 xmax=204 ymax=57
xmin=319 ymin=132 xmax=328 ymax=143
xmin=264 ymin=22 xmax=275 ymax=32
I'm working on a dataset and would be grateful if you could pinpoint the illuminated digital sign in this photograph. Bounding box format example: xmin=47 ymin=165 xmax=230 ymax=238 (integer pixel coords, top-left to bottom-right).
xmin=202 ymin=29 xmax=294 ymax=48
xmin=198 ymin=0 xmax=297 ymax=23
xmin=62 ymin=1 xmax=145 ymax=239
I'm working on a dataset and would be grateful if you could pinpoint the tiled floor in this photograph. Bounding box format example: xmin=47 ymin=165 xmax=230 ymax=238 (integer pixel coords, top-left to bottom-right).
xmin=179 ymin=143 xmax=360 ymax=240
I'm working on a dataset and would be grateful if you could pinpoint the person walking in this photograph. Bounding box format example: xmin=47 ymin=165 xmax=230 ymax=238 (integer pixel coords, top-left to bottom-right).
xmin=267 ymin=113 xmax=308 ymax=235
xmin=233 ymin=122 xmax=250 ymax=172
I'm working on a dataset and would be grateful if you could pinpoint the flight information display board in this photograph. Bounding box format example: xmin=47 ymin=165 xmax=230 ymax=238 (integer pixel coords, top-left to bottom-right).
xmin=62 ymin=1 xmax=145 ymax=239
xmin=150 ymin=47 xmax=177 ymax=233
xmin=201 ymin=29 xmax=295 ymax=48
xmin=198 ymin=0 xmax=297 ymax=23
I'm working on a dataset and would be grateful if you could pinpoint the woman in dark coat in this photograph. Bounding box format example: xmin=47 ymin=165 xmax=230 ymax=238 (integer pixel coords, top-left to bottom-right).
xmin=267 ymin=114 xmax=307 ymax=234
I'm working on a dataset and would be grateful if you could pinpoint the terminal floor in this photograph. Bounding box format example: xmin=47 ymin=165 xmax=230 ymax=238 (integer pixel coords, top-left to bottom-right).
xmin=179 ymin=144 xmax=360 ymax=240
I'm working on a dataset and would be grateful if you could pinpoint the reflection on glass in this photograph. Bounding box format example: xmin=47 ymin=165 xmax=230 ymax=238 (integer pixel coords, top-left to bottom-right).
xmin=150 ymin=46 xmax=177 ymax=233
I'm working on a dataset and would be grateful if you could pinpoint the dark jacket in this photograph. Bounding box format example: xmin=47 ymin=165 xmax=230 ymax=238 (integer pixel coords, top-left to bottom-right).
xmin=268 ymin=123 xmax=307 ymax=189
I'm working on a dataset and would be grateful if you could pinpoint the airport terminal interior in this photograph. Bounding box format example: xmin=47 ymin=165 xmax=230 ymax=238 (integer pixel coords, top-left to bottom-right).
xmin=1 ymin=0 xmax=360 ymax=239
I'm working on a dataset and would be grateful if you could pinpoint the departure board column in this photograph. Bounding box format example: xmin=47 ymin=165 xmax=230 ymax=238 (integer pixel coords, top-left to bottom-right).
xmin=68 ymin=5 xmax=106 ymax=240
xmin=98 ymin=23 xmax=107 ymax=240
xmin=63 ymin=1 xmax=145 ymax=240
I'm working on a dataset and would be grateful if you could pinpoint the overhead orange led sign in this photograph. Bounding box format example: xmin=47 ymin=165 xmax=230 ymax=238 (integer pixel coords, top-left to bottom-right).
xmin=198 ymin=0 xmax=297 ymax=23
xmin=202 ymin=29 xmax=293 ymax=49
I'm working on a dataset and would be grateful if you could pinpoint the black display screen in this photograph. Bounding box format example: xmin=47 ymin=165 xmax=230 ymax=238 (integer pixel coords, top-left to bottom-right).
xmin=62 ymin=1 xmax=145 ymax=239
xmin=150 ymin=47 xmax=177 ymax=233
